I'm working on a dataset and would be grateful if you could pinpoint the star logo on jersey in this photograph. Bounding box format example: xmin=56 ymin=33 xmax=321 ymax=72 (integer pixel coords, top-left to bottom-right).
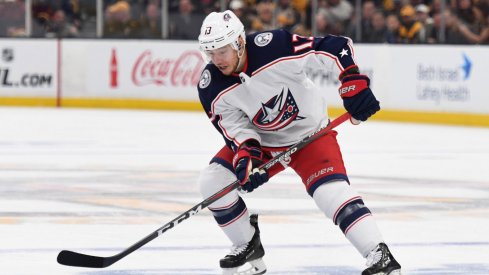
xmin=339 ymin=48 xmax=348 ymax=57
xmin=252 ymin=88 xmax=305 ymax=131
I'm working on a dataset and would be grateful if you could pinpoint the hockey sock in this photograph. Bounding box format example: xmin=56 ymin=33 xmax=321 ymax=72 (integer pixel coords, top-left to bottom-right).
xmin=345 ymin=215 xmax=384 ymax=257
xmin=312 ymin=181 xmax=384 ymax=257
xmin=209 ymin=197 xmax=255 ymax=246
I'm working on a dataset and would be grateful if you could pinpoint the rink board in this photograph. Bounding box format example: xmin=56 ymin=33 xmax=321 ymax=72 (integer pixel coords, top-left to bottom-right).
xmin=1 ymin=39 xmax=489 ymax=126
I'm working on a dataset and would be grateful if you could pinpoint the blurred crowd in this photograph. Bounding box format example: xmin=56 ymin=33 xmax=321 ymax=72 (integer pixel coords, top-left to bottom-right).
xmin=0 ymin=0 xmax=488 ymax=44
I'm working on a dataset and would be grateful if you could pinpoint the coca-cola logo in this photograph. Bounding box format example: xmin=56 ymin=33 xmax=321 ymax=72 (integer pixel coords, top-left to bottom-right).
xmin=132 ymin=50 xmax=205 ymax=87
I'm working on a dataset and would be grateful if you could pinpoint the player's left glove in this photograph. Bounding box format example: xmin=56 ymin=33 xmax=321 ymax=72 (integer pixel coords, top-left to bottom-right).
xmin=339 ymin=74 xmax=380 ymax=122
xmin=233 ymin=139 xmax=269 ymax=193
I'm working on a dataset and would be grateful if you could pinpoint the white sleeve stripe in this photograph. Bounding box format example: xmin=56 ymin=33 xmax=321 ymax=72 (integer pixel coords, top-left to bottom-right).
xmin=314 ymin=51 xmax=344 ymax=71
xmin=211 ymin=84 xmax=239 ymax=147
xmin=209 ymin=83 xmax=241 ymax=148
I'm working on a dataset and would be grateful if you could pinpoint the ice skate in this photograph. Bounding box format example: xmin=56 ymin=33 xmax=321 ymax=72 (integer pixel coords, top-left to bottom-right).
xmin=362 ymin=243 xmax=401 ymax=275
xmin=220 ymin=214 xmax=266 ymax=275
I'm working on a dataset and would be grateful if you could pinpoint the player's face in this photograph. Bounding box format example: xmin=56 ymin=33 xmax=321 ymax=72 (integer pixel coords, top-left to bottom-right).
xmin=206 ymin=45 xmax=239 ymax=75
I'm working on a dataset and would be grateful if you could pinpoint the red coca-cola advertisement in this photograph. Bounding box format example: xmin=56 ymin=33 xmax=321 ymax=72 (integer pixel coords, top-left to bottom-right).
xmin=87 ymin=41 xmax=206 ymax=101
xmin=131 ymin=50 xmax=205 ymax=87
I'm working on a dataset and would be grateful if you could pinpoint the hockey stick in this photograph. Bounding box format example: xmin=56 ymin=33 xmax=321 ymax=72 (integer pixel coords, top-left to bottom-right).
xmin=57 ymin=112 xmax=351 ymax=268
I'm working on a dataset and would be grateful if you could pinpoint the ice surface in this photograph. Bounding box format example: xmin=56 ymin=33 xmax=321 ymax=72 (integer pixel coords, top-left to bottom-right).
xmin=1 ymin=107 xmax=488 ymax=274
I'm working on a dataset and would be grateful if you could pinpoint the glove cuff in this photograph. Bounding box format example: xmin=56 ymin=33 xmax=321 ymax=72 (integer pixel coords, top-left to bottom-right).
xmin=239 ymin=139 xmax=261 ymax=150
xmin=233 ymin=139 xmax=263 ymax=168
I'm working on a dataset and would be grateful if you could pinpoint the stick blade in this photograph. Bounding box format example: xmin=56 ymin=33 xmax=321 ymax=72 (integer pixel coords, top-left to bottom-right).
xmin=57 ymin=250 xmax=110 ymax=268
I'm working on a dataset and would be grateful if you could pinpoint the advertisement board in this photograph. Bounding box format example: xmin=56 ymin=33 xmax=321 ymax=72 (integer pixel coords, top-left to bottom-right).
xmin=62 ymin=40 xmax=204 ymax=101
xmin=0 ymin=39 xmax=58 ymax=97
xmin=307 ymin=44 xmax=489 ymax=115
xmin=1 ymin=38 xmax=488 ymax=125
xmin=372 ymin=45 xmax=487 ymax=114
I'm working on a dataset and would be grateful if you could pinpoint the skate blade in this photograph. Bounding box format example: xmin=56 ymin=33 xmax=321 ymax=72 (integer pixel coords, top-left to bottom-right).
xmin=222 ymin=258 xmax=267 ymax=275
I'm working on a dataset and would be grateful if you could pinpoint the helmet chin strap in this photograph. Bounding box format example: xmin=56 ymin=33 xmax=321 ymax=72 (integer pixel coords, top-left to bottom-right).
xmin=233 ymin=39 xmax=246 ymax=73
xmin=234 ymin=51 xmax=245 ymax=73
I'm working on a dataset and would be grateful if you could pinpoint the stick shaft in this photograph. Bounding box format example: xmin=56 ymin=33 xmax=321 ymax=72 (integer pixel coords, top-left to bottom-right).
xmin=57 ymin=112 xmax=351 ymax=268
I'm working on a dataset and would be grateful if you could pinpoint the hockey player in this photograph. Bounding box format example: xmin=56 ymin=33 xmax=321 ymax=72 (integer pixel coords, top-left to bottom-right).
xmin=196 ymin=10 xmax=401 ymax=275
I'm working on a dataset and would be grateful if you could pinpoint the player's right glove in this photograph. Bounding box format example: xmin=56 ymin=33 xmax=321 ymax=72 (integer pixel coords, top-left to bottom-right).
xmin=339 ymin=74 xmax=380 ymax=122
xmin=233 ymin=139 xmax=269 ymax=193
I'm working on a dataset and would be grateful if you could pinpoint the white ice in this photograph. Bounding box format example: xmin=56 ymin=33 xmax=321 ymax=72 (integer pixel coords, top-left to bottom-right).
xmin=1 ymin=107 xmax=488 ymax=275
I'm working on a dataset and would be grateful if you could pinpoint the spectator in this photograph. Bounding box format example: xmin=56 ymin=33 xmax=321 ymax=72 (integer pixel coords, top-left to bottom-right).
xmin=276 ymin=0 xmax=302 ymax=31
xmin=1 ymin=0 xmax=487 ymax=45
xmin=0 ymin=0 xmax=25 ymax=37
xmin=169 ymin=0 xmax=204 ymax=39
xmin=428 ymin=9 xmax=468 ymax=43
xmin=31 ymin=0 xmax=54 ymax=36
xmin=200 ymin=0 xmax=221 ymax=14
xmin=61 ymin=0 xmax=82 ymax=28
xmin=454 ymin=0 xmax=476 ymax=24
xmin=0 ymin=0 xmax=26 ymax=37
xmin=415 ymin=4 xmax=434 ymax=43
xmin=70 ymin=0 xmax=97 ymax=37
xmin=104 ymin=0 xmax=139 ymax=38
xmin=322 ymin=0 xmax=353 ymax=27
xmin=129 ymin=0 xmax=148 ymax=21
xmin=452 ymin=0 xmax=485 ymax=43
xmin=385 ymin=13 xmax=401 ymax=43
xmin=456 ymin=1 xmax=489 ymax=43
xmin=296 ymin=0 xmax=314 ymax=36
xmin=315 ymin=9 xmax=336 ymax=36
xmin=250 ymin=1 xmax=275 ymax=33
xmin=430 ymin=0 xmax=444 ymax=16
xmin=229 ymin=0 xmax=252 ymax=31
xmin=290 ymin=2 xmax=311 ymax=36
xmin=316 ymin=0 xmax=352 ymax=35
xmin=347 ymin=0 xmax=376 ymax=42
xmin=398 ymin=5 xmax=424 ymax=43
xmin=134 ymin=2 xmax=162 ymax=38
xmin=365 ymin=10 xmax=387 ymax=42
xmin=292 ymin=0 xmax=308 ymax=14
xmin=45 ymin=9 xmax=79 ymax=38
xmin=382 ymin=0 xmax=397 ymax=13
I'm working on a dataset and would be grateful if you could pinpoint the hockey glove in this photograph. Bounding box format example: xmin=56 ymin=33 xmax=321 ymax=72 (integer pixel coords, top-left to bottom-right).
xmin=339 ymin=74 xmax=380 ymax=122
xmin=233 ymin=139 xmax=269 ymax=193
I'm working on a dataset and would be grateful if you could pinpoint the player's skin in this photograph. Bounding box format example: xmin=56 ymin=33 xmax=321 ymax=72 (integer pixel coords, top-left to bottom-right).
xmin=205 ymin=37 xmax=246 ymax=76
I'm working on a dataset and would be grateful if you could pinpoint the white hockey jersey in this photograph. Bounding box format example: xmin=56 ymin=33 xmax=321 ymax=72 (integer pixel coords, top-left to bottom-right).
xmin=197 ymin=29 xmax=357 ymax=150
